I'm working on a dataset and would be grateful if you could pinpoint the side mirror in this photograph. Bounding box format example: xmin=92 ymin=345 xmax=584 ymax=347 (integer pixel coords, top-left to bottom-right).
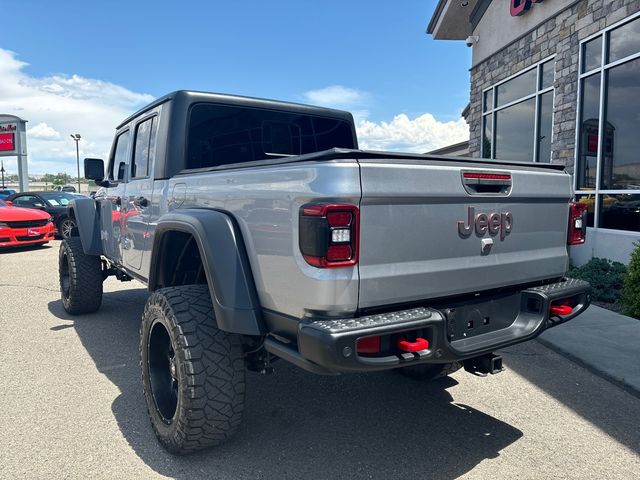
xmin=84 ymin=158 xmax=105 ymax=181
xmin=4 ymin=200 xmax=12 ymax=206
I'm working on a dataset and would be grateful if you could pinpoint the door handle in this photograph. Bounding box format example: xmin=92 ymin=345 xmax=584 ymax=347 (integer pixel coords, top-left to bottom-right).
xmin=133 ymin=196 xmax=149 ymax=208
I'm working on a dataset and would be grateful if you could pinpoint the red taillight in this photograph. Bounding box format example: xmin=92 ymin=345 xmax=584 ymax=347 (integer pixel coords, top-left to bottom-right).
xmin=299 ymin=203 xmax=359 ymax=268
xmin=568 ymin=202 xmax=588 ymax=245
xmin=357 ymin=336 xmax=381 ymax=354
xmin=327 ymin=211 xmax=353 ymax=227
xmin=327 ymin=244 xmax=352 ymax=262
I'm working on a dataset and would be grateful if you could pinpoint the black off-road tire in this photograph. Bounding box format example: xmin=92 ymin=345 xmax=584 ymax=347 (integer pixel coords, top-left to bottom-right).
xmin=59 ymin=237 xmax=103 ymax=314
xmin=395 ymin=362 xmax=462 ymax=381
xmin=140 ymin=285 xmax=246 ymax=455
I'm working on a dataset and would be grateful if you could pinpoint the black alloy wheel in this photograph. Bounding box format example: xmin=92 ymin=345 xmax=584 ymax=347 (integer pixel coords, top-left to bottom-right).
xmin=147 ymin=320 xmax=179 ymax=422
xmin=59 ymin=217 xmax=77 ymax=239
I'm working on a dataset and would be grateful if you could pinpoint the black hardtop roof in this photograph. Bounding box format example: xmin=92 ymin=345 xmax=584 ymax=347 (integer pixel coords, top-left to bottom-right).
xmin=117 ymin=90 xmax=354 ymax=130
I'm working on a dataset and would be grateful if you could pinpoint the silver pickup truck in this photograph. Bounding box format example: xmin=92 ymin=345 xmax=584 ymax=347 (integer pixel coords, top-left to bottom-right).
xmin=60 ymin=90 xmax=590 ymax=454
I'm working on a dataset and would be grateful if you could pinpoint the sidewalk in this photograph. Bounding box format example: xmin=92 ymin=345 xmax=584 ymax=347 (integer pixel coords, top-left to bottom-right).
xmin=538 ymin=305 xmax=640 ymax=397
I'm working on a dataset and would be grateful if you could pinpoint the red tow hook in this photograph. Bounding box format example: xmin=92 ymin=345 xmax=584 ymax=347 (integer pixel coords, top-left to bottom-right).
xmin=550 ymin=305 xmax=573 ymax=316
xmin=397 ymin=338 xmax=429 ymax=352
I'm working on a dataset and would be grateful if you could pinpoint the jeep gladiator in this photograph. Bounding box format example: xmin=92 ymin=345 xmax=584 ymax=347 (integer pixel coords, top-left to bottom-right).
xmin=59 ymin=90 xmax=591 ymax=454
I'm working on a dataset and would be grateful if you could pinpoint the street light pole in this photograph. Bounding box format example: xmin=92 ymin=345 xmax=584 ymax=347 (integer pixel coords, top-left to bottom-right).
xmin=70 ymin=134 xmax=81 ymax=193
xmin=0 ymin=160 xmax=5 ymax=189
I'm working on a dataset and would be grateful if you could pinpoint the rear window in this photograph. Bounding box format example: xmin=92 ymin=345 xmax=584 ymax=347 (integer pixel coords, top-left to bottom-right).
xmin=187 ymin=103 xmax=355 ymax=169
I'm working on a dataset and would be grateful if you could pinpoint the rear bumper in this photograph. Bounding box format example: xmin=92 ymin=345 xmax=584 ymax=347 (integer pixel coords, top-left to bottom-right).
xmin=0 ymin=224 xmax=55 ymax=247
xmin=265 ymin=278 xmax=590 ymax=374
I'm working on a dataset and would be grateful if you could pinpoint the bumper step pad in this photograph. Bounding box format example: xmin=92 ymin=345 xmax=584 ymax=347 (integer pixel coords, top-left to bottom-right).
xmin=266 ymin=278 xmax=590 ymax=374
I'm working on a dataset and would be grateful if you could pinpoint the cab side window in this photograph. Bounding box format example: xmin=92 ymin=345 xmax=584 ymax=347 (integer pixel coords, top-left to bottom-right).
xmin=109 ymin=130 xmax=131 ymax=181
xmin=13 ymin=195 xmax=42 ymax=207
xmin=132 ymin=117 xmax=157 ymax=179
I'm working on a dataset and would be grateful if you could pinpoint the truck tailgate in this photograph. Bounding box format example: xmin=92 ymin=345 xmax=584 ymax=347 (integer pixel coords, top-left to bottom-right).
xmin=357 ymin=158 xmax=572 ymax=309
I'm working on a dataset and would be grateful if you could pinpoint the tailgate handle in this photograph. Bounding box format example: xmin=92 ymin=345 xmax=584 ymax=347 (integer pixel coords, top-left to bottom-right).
xmin=462 ymin=171 xmax=512 ymax=195
xmin=397 ymin=338 xmax=430 ymax=352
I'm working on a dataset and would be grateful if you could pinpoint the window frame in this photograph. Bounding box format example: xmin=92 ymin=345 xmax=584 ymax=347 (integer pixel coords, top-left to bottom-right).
xmin=131 ymin=114 xmax=158 ymax=180
xmin=107 ymin=129 xmax=131 ymax=183
xmin=481 ymin=54 xmax=556 ymax=163
xmin=574 ymin=10 xmax=640 ymax=235
xmin=13 ymin=194 xmax=42 ymax=207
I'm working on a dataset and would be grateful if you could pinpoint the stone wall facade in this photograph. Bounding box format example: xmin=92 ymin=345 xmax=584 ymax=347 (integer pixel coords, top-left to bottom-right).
xmin=468 ymin=0 xmax=640 ymax=172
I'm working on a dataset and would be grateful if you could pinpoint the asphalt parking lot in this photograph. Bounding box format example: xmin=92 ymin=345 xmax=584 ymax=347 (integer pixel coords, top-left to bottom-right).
xmin=1 ymin=240 xmax=639 ymax=479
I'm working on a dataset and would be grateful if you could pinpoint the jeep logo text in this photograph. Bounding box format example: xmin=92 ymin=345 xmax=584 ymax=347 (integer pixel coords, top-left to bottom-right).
xmin=458 ymin=206 xmax=512 ymax=240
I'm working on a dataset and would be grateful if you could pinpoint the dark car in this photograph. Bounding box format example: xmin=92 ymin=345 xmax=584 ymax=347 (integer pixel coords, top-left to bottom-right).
xmin=0 ymin=189 xmax=17 ymax=199
xmin=4 ymin=191 xmax=81 ymax=238
xmin=53 ymin=185 xmax=77 ymax=193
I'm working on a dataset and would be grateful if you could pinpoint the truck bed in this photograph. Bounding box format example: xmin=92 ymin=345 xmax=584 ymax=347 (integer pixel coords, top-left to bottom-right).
xmin=174 ymin=147 xmax=567 ymax=175
xmin=173 ymin=148 xmax=571 ymax=320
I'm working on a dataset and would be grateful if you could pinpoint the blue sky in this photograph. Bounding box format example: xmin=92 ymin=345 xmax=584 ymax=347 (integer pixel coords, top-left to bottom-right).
xmin=0 ymin=0 xmax=471 ymax=174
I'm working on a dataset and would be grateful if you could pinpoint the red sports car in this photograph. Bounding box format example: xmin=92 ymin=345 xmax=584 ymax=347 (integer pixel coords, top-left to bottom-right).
xmin=0 ymin=199 xmax=55 ymax=248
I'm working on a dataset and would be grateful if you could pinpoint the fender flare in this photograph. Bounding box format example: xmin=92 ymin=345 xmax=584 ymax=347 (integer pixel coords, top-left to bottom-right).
xmin=149 ymin=209 xmax=264 ymax=336
xmin=68 ymin=198 xmax=103 ymax=255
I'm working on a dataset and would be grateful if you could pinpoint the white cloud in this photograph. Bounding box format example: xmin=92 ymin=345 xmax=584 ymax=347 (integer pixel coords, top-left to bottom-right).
xmin=304 ymin=85 xmax=370 ymax=108
xmin=0 ymin=51 xmax=468 ymax=175
xmin=305 ymin=84 xmax=468 ymax=153
xmin=27 ymin=122 xmax=60 ymax=140
xmin=304 ymin=85 xmax=371 ymax=122
xmin=357 ymin=114 xmax=469 ymax=153
xmin=0 ymin=48 xmax=153 ymax=175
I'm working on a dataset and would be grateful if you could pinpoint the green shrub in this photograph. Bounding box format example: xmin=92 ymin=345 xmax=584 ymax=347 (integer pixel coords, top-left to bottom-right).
xmin=621 ymin=243 xmax=640 ymax=318
xmin=568 ymin=257 xmax=626 ymax=304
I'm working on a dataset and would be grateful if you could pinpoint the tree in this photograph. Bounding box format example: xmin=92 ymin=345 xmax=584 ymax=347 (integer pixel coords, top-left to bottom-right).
xmin=621 ymin=243 xmax=640 ymax=319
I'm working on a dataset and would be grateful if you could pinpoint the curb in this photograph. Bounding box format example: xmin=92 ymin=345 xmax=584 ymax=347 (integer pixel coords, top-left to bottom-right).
xmin=537 ymin=337 xmax=640 ymax=400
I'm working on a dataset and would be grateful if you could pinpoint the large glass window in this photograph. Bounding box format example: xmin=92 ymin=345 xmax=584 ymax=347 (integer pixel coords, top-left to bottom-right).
xmin=482 ymin=57 xmax=555 ymax=162
xmin=186 ymin=104 xmax=356 ymax=169
xmin=576 ymin=14 xmax=640 ymax=233
xmin=576 ymin=74 xmax=601 ymax=189
xmin=495 ymin=97 xmax=536 ymax=162
xmin=537 ymin=91 xmax=553 ymax=163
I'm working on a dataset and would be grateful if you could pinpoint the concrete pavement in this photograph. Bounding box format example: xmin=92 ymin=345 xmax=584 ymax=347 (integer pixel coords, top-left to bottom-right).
xmin=1 ymin=242 xmax=639 ymax=479
xmin=539 ymin=304 xmax=640 ymax=397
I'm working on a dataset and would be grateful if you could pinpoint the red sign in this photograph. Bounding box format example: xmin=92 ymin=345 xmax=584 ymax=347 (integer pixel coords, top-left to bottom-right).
xmin=0 ymin=133 xmax=15 ymax=152
xmin=510 ymin=0 xmax=545 ymax=17
xmin=587 ymin=133 xmax=598 ymax=154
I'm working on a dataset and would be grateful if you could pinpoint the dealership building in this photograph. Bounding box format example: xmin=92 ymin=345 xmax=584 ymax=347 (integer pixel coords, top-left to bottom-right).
xmin=428 ymin=0 xmax=640 ymax=265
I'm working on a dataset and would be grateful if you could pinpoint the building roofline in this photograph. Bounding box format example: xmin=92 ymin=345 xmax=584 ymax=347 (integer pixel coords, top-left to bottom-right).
xmin=426 ymin=0 xmax=448 ymax=34
xmin=426 ymin=0 xmax=483 ymax=40
xmin=427 ymin=140 xmax=470 ymax=155
xmin=461 ymin=103 xmax=470 ymax=120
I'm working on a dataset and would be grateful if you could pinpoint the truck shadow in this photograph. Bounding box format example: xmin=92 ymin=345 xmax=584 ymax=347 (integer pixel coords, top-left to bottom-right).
xmin=502 ymin=342 xmax=640 ymax=456
xmin=48 ymin=290 xmax=523 ymax=480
